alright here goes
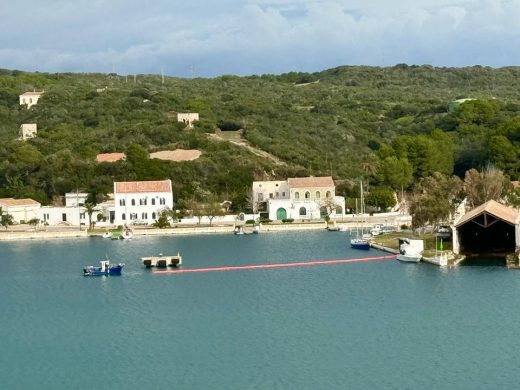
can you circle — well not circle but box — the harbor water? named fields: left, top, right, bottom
left=1, top=231, right=520, bottom=389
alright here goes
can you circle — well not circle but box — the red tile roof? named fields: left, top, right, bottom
left=288, top=176, right=335, bottom=188
left=455, top=199, right=519, bottom=227
left=115, top=180, right=172, bottom=194
left=0, top=198, right=41, bottom=207
left=96, top=153, right=126, bottom=162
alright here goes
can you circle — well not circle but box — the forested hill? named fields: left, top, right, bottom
left=0, top=65, right=519, bottom=210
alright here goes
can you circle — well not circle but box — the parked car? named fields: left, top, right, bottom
left=436, top=226, right=452, bottom=240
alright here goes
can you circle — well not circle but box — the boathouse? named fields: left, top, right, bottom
left=452, top=200, right=520, bottom=255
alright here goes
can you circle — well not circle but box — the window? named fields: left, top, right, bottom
left=258, top=193, right=263, bottom=201
left=305, top=191, right=310, bottom=199
left=130, top=213, right=138, bottom=220
left=295, top=192, right=300, bottom=200
left=152, top=212, right=156, bottom=219
left=142, top=212, right=148, bottom=219
left=326, top=191, right=331, bottom=198
left=269, top=193, right=273, bottom=199
left=282, top=192, right=286, bottom=197
left=122, top=213, right=126, bottom=220
left=276, top=192, right=279, bottom=198
left=131, top=199, right=136, bottom=206
left=316, top=191, right=321, bottom=200
left=119, top=199, right=125, bottom=206
left=160, top=198, right=166, bottom=205
left=151, top=198, right=155, bottom=205
left=140, top=198, right=147, bottom=206
left=299, top=207, right=307, bottom=216
left=80, top=213, right=85, bottom=219
left=62, top=213, right=67, bottom=222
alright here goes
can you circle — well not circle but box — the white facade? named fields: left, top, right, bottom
left=65, top=192, right=89, bottom=207
left=19, top=91, right=44, bottom=108
left=177, top=113, right=199, bottom=128
left=113, top=180, right=173, bottom=226
left=0, top=198, right=41, bottom=223
left=20, top=124, right=37, bottom=140
left=253, top=177, right=345, bottom=221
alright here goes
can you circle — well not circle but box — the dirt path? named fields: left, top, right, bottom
left=208, top=134, right=286, bottom=166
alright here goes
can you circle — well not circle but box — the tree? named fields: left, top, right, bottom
left=0, top=208, right=14, bottom=230
left=152, top=212, right=171, bottom=228
left=464, top=166, right=509, bottom=208
left=365, top=187, right=396, bottom=211
left=27, top=218, right=40, bottom=231
left=245, top=188, right=261, bottom=220
left=409, top=173, right=463, bottom=231
left=206, top=198, right=226, bottom=226
left=318, top=196, right=341, bottom=221
left=185, top=199, right=205, bottom=225
left=381, top=156, right=413, bottom=192
left=83, top=202, right=99, bottom=229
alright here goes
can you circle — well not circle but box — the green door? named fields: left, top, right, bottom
left=276, top=208, right=287, bottom=220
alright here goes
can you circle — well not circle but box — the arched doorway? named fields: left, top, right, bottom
left=320, top=207, right=328, bottom=218
left=276, top=208, right=287, bottom=220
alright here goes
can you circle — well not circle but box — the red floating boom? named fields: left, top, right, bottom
left=154, top=254, right=396, bottom=275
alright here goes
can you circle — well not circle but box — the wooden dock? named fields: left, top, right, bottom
left=142, top=253, right=182, bottom=268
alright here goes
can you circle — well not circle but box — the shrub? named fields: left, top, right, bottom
left=245, top=219, right=255, bottom=225
left=259, top=218, right=272, bottom=224
left=282, top=218, right=294, bottom=223
left=400, top=224, right=409, bottom=230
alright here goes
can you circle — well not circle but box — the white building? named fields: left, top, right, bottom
left=19, top=91, right=44, bottom=108
left=0, top=198, right=41, bottom=223
left=177, top=113, right=199, bottom=128
left=113, top=179, right=173, bottom=226
left=252, top=176, right=345, bottom=221
left=19, top=124, right=37, bottom=140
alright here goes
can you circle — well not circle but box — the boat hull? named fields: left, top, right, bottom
left=351, top=239, right=370, bottom=250
left=396, top=254, right=421, bottom=263
left=83, top=264, right=124, bottom=276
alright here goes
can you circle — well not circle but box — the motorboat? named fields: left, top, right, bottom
left=351, top=237, right=370, bottom=250
left=396, top=238, right=423, bottom=263
left=83, top=260, right=124, bottom=276
left=121, top=230, right=133, bottom=239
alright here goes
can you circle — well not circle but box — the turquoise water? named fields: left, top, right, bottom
left=1, top=231, right=520, bottom=389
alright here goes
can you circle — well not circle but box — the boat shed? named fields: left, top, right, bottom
left=453, top=200, right=520, bottom=255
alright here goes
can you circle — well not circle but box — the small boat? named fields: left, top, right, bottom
left=351, top=237, right=370, bottom=250
left=396, top=238, right=423, bottom=263
left=102, top=231, right=111, bottom=238
left=350, top=180, right=370, bottom=250
left=234, top=226, right=257, bottom=235
left=121, top=230, right=133, bottom=239
left=83, top=260, right=124, bottom=276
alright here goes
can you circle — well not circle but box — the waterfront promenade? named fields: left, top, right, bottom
left=0, top=212, right=410, bottom=241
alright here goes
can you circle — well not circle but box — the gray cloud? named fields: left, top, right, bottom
left=1, top=0, right=519, bottom=76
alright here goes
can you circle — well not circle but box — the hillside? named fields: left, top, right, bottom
left=0, top=65, right=519, bottom=210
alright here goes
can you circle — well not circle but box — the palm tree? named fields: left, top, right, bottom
left=83, top=202, right=99, bottom=230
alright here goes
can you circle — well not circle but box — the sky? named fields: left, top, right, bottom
left=1, top=0, right=519, bottom=77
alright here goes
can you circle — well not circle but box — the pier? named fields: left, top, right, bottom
left=142, top=253, right=182, bottom=268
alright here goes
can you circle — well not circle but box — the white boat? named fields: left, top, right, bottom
left=121, top=230, right=133, bottom=239
left=396, top=238, right=424, bottom=263
left=350, top=180, right=371, bottom=250
left=102, top=231, right=111, bottom=238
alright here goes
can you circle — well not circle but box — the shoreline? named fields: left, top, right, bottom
left=0, top=222, right=334, bottom=241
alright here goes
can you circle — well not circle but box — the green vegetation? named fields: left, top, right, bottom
left=0, top=65, right=519, bottom=212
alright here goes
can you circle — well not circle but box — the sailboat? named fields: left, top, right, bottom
left=350, top=180, right=371, bottom=250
